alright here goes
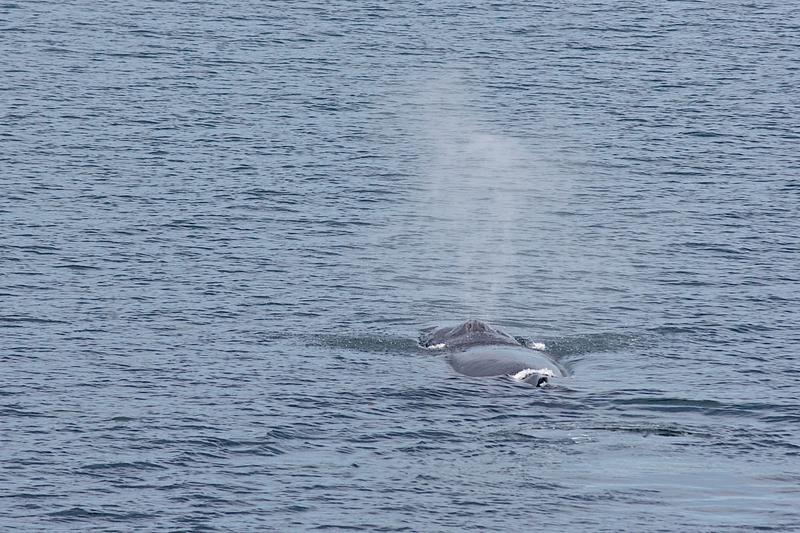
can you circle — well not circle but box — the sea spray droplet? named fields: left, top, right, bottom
left=511, top=368, right=555, bottom=381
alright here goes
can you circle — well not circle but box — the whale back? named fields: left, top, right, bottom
left=446, top=345, right=565, bottom=379
left=420, top=319, right=520, bottom=350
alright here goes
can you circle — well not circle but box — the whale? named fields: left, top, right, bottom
left=420, top=319, right=564, bottom=387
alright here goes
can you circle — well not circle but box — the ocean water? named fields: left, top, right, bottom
left=2, top=0, right=799, bottom=530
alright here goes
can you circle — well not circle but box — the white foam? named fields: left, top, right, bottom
left=425, top=343, right=447, bottom=350
left=512, top=368, right=555, bottom=381
left=530, top=342, right=547, bottom=351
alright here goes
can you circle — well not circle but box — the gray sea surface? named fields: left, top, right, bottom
left=2, top=1, right=800, bottom=531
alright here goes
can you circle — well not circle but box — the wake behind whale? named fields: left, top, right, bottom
left=420, top=319, right=565, bottom=387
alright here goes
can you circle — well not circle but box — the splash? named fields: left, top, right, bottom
left=424, top=343, right=447, bottom=350
left=407, top=71, right=566, bottom=319
left=511, top=368, right=556, bottom=384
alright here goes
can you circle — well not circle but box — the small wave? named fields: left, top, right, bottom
left=51, top=264, right=102, bottom=270
left=1, top=406, right=52, bottom=418
left=153, top=436, right=286, bottom=457
left=108, top=416, right=137, bottom=422
left=48, top=507, right=155, bottom=522
left=0, top=316, right=68, bottom=325
left=310, top=524, right=412, bottom=532
left=612, top=396, right=725, bottom=410
left=80, top=461, right=167, bottom=472
left=2, top=492, right=61, bottom=499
